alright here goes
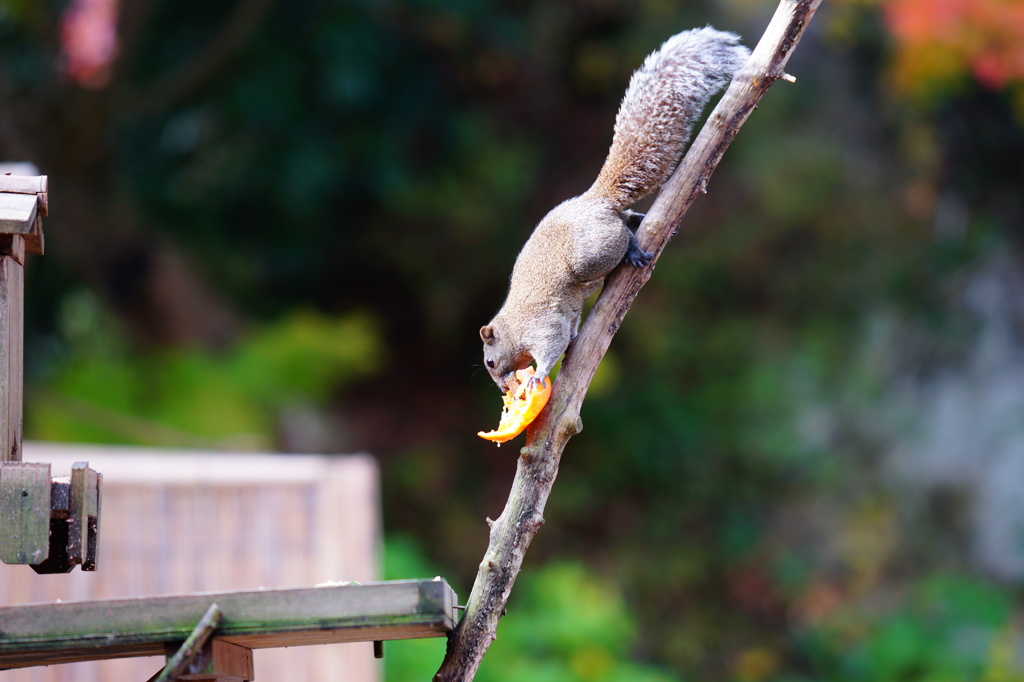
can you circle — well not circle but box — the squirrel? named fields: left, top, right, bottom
left=480, top=27, right=750, bottom=392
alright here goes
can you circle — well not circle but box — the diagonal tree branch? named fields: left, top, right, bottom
left=434, top=1, right=823, bottom=679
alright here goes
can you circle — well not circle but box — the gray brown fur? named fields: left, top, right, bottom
left=481, top=27, right=749, bottom=391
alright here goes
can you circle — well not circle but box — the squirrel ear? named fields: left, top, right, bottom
left=480, top=325, right=496, bottom=344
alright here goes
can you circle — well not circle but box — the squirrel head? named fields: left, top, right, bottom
left=480, top=323, right=533, bottom=392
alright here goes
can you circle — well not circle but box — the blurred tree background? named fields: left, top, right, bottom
left=3, top=0, right=1024, bottom=679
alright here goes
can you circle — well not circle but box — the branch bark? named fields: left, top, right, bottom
left=433, top=1, right=823, bottom=679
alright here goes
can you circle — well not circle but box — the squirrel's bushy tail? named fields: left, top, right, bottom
left=591, top=27, right=750, bottom=209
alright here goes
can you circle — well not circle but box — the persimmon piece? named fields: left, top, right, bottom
left=477, top=367, right=552, bottom=444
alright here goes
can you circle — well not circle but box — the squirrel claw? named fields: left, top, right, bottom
left=624, top=228, right=654, bottom=268
left=625, top=244, right=655, bottom=268
left=526, top=375, right=549, bottom=393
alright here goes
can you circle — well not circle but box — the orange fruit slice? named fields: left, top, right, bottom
left=477, top=367, right=552, bottom=444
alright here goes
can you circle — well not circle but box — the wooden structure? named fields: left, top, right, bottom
left=0, top=446, right=459, bottom=681
left=1, top=172, right=46, bottom=461
left=0, top=168, right=459, bottom=680
left=1, top=579, right=458, bottom=674
left=1, top=460, right=101, bottom=572
left=0, top=171, right=102, bottom=575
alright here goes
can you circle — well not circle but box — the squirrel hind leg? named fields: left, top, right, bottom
left=624, top=228, right=654, bottom=267
left=625, top=210, right=645, bottom=231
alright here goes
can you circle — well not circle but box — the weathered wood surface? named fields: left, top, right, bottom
left=0, top=194, right=37, bottom=235
left=15, top=461, right=102, bottom=573
left=67, top=461, right=101, bottom=570
left=158, top=639, right=255, bottom=682
left=0, top=175, right=47, bottom=248
left=0, top=174, right=46, bottom=254
left=0, top=462, right=51, bottom=564
left=0, top=237, right=25, bottom=463
left=2, top=447, right=383, bottom=682
left=153, top=603, right=224, bottom=682
left=0, top=175, right=48, bottom=196
left=0, top=234, right=26, bottom=265
left=0, top=579, right=458, bottom=670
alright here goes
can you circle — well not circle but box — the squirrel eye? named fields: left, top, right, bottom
left=486, top=359, right=496, bottom=369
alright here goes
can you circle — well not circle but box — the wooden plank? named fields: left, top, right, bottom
left=84, top=469, right=101, bottom=570
left=171, top=639, right=254, bottom=682
left=23, top=214, right=44, bottom=256
left=66, top=462, right=91, bottom=565
left=0, top=193, right=38, bottom=235
left=0, top=579, right=459, bottom=669
left=0, top=462, right=51, bottom=564
left=0, top=175, right=47, bottom=195
left=0, top=246, right=24, bottom=463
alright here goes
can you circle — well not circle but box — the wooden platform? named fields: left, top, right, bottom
left=0, top=579, right=458, bottom=670
left=2, top=446, right=386, bottom=681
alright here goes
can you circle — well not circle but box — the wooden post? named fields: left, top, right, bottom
left=0, top=462, right=51, bottom=564
left=0, top=234, right=25, bottom=464
left=0, top=171, right=104, bottom=573
left=0, top=171, right=46, bottom=463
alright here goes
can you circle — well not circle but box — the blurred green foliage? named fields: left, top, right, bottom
left=28, top=289, right=379, bottom=448
left=3, top=0, right=1023, bottom=679
left=384, top=536, right=676, bottom=682
left=797, top=575, right=1020, bottom=682
left=388, top=536, right=1023, bottom=682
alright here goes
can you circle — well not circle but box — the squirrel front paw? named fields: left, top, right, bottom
left=526, top=373, right=551, bottom=393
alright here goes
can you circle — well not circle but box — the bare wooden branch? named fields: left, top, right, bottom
left=154, top=603, right=223, bottom=682
left=434, top=1, right=823, bottom=679
left=158, top=639, right=254, bottom=682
